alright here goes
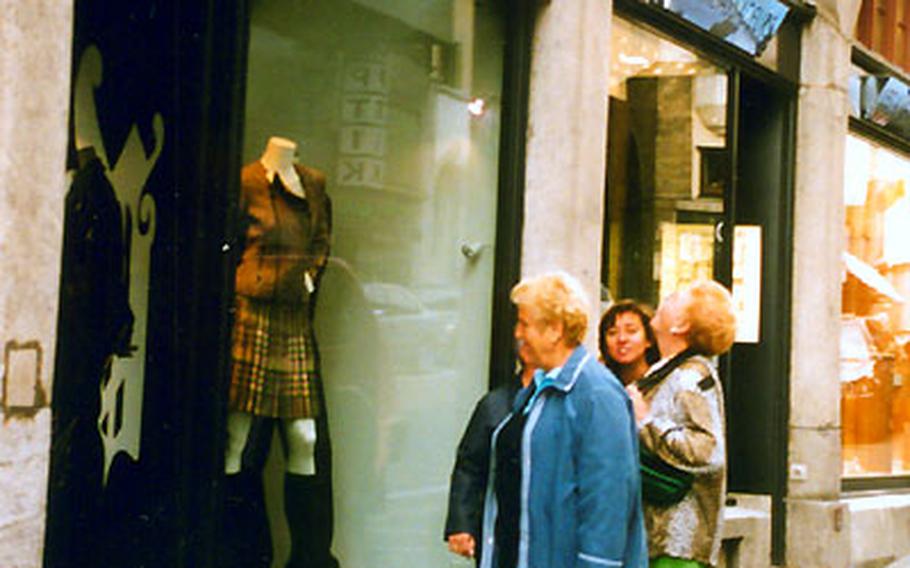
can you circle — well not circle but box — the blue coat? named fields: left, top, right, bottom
left=480, top=346, right=647, bottom=568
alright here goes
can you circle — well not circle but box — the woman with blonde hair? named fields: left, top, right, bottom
left=626, top=280, right=736, bottom=568
left=479, top=272, right=647, bottom=568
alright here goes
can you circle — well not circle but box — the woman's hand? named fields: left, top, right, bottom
left=447, top=533, right=476, bottom=558
left=626, top=383, right=650, bottom=424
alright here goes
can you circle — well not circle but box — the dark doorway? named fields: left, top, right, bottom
left=603, top=16, right=796, bottom=565
left=726, top=70, right=795, bottom=565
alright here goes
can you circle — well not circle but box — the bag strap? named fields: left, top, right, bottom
left=679, top=357, right=715, bottom=392
left=636, top=348, right=703, bottom=395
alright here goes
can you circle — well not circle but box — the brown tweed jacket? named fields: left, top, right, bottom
left=234, top=161, right=331, bottom=303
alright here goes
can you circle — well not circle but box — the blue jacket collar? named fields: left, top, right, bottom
left=511, top=346, right=591, bottom=414
left=547, top=345, right=589, bottom=393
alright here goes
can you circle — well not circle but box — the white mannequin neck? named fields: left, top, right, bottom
left=260, top=136, right=296, bottom=171
left=260, top=136, right=305, bottom=198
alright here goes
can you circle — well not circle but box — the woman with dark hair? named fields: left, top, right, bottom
left=599, top=300, right=661, bottom=385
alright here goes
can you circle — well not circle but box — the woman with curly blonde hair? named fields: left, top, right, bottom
left=477, top=272, right=647, bottom=568
left=626, top=280, right=736, bottom=568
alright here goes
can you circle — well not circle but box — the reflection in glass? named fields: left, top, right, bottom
left=604, top=18, right=727, bottom=312
left=842, top=134, right=910, bottom=477
left=651, top=0, right=789, bottom=56
left=224, top=1, right=506, bottom=566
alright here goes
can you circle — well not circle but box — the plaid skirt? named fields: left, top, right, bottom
left=229, top=295, right=321, bottom=419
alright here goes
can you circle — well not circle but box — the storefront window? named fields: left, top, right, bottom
left=605, top=17, right=728, bottom=311
left=222, top=1, right=506, bottom=565
left=842, top=133, right=910, bottom=478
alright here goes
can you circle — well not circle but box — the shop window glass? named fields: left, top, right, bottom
left=842, top=133, right=910, bottom=477
left=223, top=1, right=506, bottom=565
left=605, top=18, right=728, bottom=311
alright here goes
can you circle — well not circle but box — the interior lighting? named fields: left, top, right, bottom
left=618, top=53, right=650, bottom=66
left=467, top=97, right=486, bottom=117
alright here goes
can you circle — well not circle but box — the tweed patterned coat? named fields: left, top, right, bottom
left=639, top=354, right=726, bottom=567
left=229, top=161, right=331, bottom=419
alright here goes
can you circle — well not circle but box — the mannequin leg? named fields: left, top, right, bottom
left=285, top=418, right=317, bottom=474
left=282, top=417, right=340, bottom=568
left=225, top=411, right=252, bottom=474
left=221, top=412, right=274, bottom=568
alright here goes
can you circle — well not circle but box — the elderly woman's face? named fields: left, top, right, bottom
left=514, top=305, right=555, bottom=369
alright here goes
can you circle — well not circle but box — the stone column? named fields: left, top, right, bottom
left=787, top=1, right=861, bottom=566
left=521, top=0, right=611, bottom=348
left=0, top=1, right=73, bottom=566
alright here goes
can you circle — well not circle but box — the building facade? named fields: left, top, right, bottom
left=0, top=2, right=73, bottom=567
left=3, top=0, right=910, bottom=567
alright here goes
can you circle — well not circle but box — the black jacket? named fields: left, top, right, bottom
left=444, top=380, right=520, bottom=545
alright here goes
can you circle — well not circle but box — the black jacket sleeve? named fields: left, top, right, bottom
left=444, top=385, right=515, bottom=541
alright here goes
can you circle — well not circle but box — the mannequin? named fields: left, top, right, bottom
left=223, top=136, right=338, bottom=568
left=259, top=136, right=306, bottom=200
left=226, top=136, right=318, bottom=475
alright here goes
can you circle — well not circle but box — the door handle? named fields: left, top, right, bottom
left=460, top=241, right=487, bottom=260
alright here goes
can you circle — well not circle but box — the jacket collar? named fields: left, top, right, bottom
left=510, top=346, right=592, bottom=414
left=547, top=345, right=590, bottom=393
left=636, top=347, right=698, bottom=394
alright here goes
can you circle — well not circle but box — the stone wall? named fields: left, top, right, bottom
left=787, top=0, right=863, bottom=566
left=521, top=0, right=611, bottom=346
left=0, top=1, right=73, bottom=566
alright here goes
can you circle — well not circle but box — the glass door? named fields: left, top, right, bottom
left=606, top=15, right=797, bottom=563
left=604, top=16, right=729, bottom=310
